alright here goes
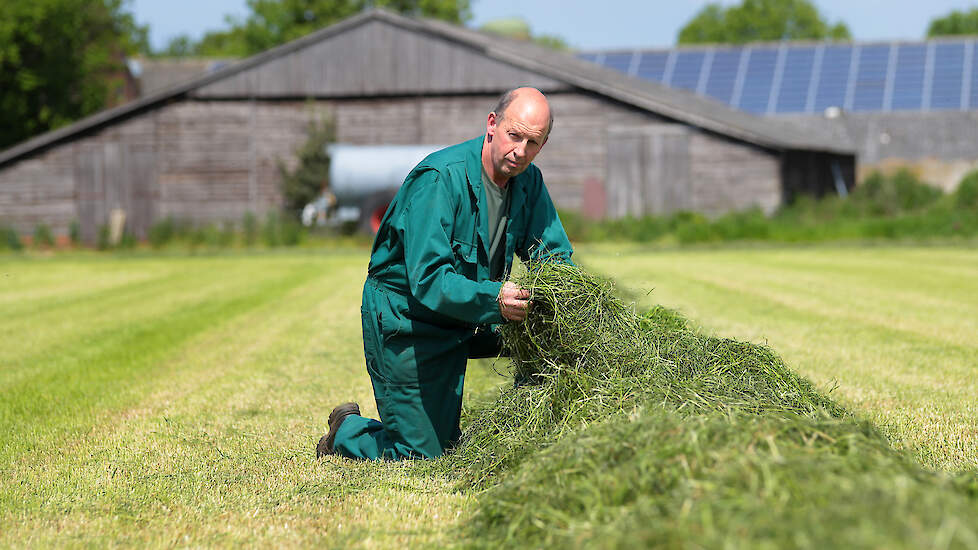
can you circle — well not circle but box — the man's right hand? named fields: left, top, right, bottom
left=498, top=281, right=531, bottom=322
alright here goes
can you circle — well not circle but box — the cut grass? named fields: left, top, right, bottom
left=450, top=259, right=978, bottom=549
left=580, top=244, right=978, bottom=472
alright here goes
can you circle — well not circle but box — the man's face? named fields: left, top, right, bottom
left=485, top=105, right=549, bottom=181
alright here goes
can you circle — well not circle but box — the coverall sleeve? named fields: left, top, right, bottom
left=395, top=169, right=505, bottom=326
left=517, top=174, right=575, bottom=265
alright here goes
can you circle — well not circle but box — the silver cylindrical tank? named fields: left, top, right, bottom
left=327, top=144, right=447, bottom=205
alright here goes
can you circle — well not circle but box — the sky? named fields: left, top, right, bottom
left=130, top=0, right=978, bottom=52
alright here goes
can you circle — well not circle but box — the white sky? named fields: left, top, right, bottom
left=130, top=0, right=978, bottom=52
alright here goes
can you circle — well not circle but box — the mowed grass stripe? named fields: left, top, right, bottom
left=0, top=266, right=229, bottom=370
left=1, top=252, right=477, bottom=548
left=602, top=247, right=978, bottom=349
left=583, top=246, right=978, bottom=470
left=0, top=255, right=184, bottom=308
left=0, top=257, right=328, bottom=466
left=0, top=258, right=364, bottom=518
left=661, top=256, right=977, bottom=351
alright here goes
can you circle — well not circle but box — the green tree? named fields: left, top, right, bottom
left=927, top=8, right=978, bottom=37
left=278, top=116, right=335, bottom=215
left=186, top=0, right=471, bottom=57
left=479, top=17, right=571, bottom=51
left=0, top=0, right=148, bottom=150
left=678, top=0, right=851, bottom=45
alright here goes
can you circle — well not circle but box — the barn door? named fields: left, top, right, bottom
left=605, top=125, right=690, bottom=218
left=74, top=144, right=156, bottom=243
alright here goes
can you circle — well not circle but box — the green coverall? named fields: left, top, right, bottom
left=333, top=135, right=574, bottom=460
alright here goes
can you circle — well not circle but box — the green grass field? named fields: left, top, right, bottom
left=1, top=245, right=976, bottom=547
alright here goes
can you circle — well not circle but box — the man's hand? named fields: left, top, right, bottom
left=498, top=281, right=531, bottom=322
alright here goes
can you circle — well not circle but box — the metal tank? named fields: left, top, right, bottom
left=325, top=144, right=447, bottom=233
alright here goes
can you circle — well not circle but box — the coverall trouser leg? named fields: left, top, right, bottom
left=332, top=286, right=503, bottom=460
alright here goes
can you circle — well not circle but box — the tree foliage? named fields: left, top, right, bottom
left=0, top=0, right=148, bottom=149
left=479, top=17, right=570, bottom=51
left=678, top=0, right=851, bottom=45
left=169, top=0, right=471, bottom=58
left=927, top=8, right=978, bottom=37
left=278, top=116, right=335, bottom=214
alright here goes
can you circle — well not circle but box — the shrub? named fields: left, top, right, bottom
left=32, top=224, right=55, bottom=248
left=851, top=169, right=942, bottom=215
left=148, top=217, right=177, bottom=248
left=955, top=170, right=978, bottom=210
left=96, top=225, right=111, bottom=250
left=1, top=224, right=23, bottom=251
left=69, top=220, right=81, bottom=245
left=242, top=212, right=259, bottom=246
left=278, top=116, right=335, bottom=215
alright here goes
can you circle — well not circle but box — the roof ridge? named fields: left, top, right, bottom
left=0, top=8, right=851, bottom=166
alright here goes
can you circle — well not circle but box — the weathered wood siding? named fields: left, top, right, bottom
left=193, top=20, right=570, bottom=98
left=606, top=125, right=691, bottom=217
left=688, top=133, right=781, bottom=215
left=0, top=90, right=784, bottom=238
left=0, top=147, right=75, bottom=237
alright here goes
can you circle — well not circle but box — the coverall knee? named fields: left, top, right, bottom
left=332, top=282, right=503, bottom=460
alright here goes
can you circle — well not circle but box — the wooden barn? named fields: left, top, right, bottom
left=0, top=9, right=856, bottom=243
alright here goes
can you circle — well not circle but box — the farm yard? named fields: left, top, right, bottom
left=1, top=245, right=977, bottom=548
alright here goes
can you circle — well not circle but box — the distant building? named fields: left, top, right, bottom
left=583, top=39, right=978, bottom=190
left=0, top=10, right=853, bottom=243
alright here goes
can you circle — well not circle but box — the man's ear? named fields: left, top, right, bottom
left=486, top=112, right=498, bottom=139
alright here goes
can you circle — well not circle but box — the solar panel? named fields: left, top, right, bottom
left=775, top=46, right=816, bottom=113
left=737, top=47, right=778, bottom=113
left=890, top=44, right=926, bottom=111
left=962, top=40, right=978, bottom=109
left=704, top=48, right=743, bottom=104
left=668, top=50, right=707, bottom=91
left=852, top=44, right=890, bottom=111
left=601, top=53, right=634, bottom=74
left=580, top=38, right=978, bottom=114
left=812, top=45, right=851, bottom=112
left=931, top=42, right=965, bottom=110
left=636, top=51, right=670, bottom=81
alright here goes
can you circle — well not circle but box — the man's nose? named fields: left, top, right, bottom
left=513, top=141, right=526, bottom=158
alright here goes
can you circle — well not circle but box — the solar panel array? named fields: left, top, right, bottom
left=579, top=39, right=978, bottom=114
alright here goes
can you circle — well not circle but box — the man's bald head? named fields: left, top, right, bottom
left=492, top=87, right=553, bottom=139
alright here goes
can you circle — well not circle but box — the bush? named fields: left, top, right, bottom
left=69, top=220, right=81, bottom=245
left=1, top=224, right=23, bottom=251
left=851, top=169, right=942, bottom=215
left=96, top=225, right=111, bottom=250
left=242, top=212, right=259, bottom=246
left=148, top=217, right=177, bottom=248
left=278, top=116, right=335, bottom=215
left=261, top=211, right=304, bottom=247
left=955, top=170, right=978, bottom=210
left=32, top=224, right=55, bottom=248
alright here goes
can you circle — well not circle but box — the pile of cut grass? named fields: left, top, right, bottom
left=446, top=260, right=978, bottom=548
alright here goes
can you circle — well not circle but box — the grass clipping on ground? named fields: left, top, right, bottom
left=447, top=260, right=978, bottom=549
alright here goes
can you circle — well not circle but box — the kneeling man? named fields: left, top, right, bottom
left=317, top=87, right=574, bottom=460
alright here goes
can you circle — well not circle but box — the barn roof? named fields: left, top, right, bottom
left=0, top=9, right=852, bottom=167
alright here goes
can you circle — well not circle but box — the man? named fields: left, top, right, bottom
left=317, top=87, right=574, bottom=460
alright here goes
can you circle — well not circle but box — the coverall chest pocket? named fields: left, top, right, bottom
left=451, top=238, right=478, bottom=279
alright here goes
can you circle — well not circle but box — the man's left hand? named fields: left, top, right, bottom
left=498, top=282, right=531, bottom=322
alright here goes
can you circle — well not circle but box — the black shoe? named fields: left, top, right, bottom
left=316, top=402, right=360, bottom=458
